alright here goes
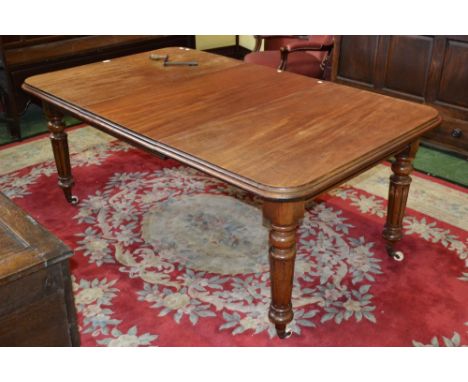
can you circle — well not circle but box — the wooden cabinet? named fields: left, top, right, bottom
left=0, top=193, right=79, bottom=346
left=331, top=36, right=468, bottom=156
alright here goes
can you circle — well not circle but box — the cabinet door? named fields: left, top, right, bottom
left=432, top=36, right=468, bottom=110
left=425, top=36, right=468, bottom=154
left=380, top=35, right=434, bottom=101
left=333, top=35, right=380, bottom=88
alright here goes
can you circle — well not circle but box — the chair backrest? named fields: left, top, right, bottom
left=264, top=36, right=308, bottom=51
left=304, top=36, right=335, bottom=62
left=307, top=35, right=334, bottom=47
left=265, top=35, right=334, bottom=51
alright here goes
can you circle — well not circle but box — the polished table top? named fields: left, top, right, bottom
left=23, top=47, right=441, bottom=200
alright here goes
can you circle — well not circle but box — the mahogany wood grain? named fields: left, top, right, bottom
left=22, top=47, right=441, bottom=338
left=23, top=47, right=441, bottom=200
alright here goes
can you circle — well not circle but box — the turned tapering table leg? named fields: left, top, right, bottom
left=383, top=140, right=419, bottom=261
left=43, top=103, right=78, bottom=205
left=263, top=200, right=304, bottom=338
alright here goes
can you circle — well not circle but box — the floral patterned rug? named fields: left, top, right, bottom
left=1, top=126, right=467, bottom=346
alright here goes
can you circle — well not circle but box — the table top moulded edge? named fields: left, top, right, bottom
left=22, top=72, right=442, bottom=202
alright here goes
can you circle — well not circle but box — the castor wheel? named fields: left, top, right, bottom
left=389, top=250, right=405, bottom=262
left=69, top=195, right=80, bottom=205
left=277, top=327, right=293, bottom=339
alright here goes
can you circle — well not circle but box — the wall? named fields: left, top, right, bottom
left=195, top=35, right=258, bottom=51
left=239, top=35, right=257, bottom=51
left=195, top=36, right=235, bottom=50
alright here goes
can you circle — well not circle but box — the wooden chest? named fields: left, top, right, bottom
left=0, top=193, right=79, bottom=346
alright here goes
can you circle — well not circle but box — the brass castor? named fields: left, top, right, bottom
left=276, top=325, right=293, bottom=339
left=69, top=195, right=79, bottom=205
left=389, top=250, right=404, bottom=262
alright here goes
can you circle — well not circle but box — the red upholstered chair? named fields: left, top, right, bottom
left=244, top=35, right=334, bottom=79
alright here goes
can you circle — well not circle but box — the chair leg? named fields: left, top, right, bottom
left=278, top=47, right=289, bottom=71
left=253, top=36, right=262, bottom=52
left=382, top=140, right=419, bottom=261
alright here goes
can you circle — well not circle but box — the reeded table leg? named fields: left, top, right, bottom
left=263, top=200, right=304, bottom=338
left=43, top=103, right=78, bottom=205
left=383, top=141, right=419, bottom=261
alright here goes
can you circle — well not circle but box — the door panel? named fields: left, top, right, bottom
left=337, top=36, right=379, bottom=87
left=436, top=37, right=468, bottom=109
left=383, top=35, right=433, bottom=99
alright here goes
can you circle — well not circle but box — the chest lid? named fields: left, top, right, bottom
left=0, top=192, right=72, bottom=284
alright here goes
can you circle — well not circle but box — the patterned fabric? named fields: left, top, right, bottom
left=1, top=127, right=467, bottom=346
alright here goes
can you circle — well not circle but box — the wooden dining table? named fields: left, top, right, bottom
left=22, top=47, right=441, bottom=339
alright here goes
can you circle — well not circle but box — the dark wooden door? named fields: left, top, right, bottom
left=332, top=35, right=468, bottom=156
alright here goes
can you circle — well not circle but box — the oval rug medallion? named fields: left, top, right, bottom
left=141, top=194, right=269, bottom=274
